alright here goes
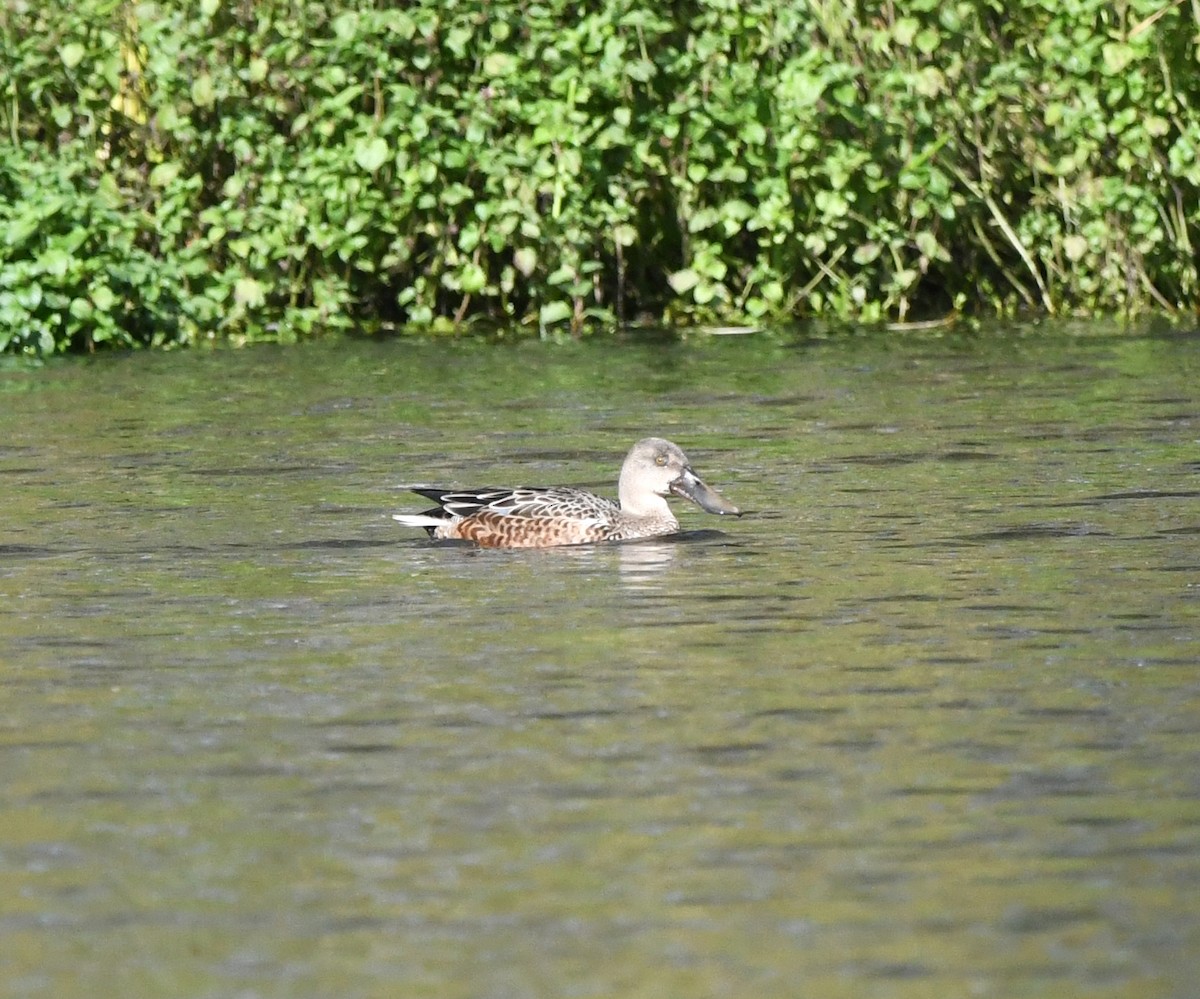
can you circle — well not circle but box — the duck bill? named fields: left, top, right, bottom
left=670, top=467, right=741, bottom=516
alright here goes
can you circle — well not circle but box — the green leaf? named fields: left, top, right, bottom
left=354, top=136, right=389, bottom=173
left=1102, top=43, right=1135, bottom=75
left=38, top=248, right=73, bottom=278
left=893, top=17, right=919, bottom=46
left=459, top=263, right=487, bottom=294
left=191, top=73, right=215, bottom=108
left=513, top=247, right=538, bottom=276
left=1144, top=116, right=1169, bottom=138
left=781, top=69, right=825, bottom=108
left=1063, top=235, right=1088, bottom=262
left=5, top=215, right=41, bottom=248
left=483, top=53, right=515, bottom=77
left=332, top=12, right=359, bottom=41
left=440, top=183, right=474, bottom=206
left=91, top=283, right=116, bottom=311
left=149, top=162, right=182, bottom=188
left=915, top=28, right=940, bottom=54
left=445, top=26, right=472, bottom=57
left=60, top=43, right=86, bottom=69
left=853, top=242, right=881, bottom=265
left=625, top=59, right=655, bottom=82
left=234, top=277, right=266, bottom=308
left=688, top=207, right=720, bottom=233
left=913, top=231, right=943, bottom=260
left=16, top=283, right=43, bottom=310
left=538, top=300, right=572, bottom=325
left=914, top=67, right=944, bottom=98
left=667, top=269, right=699, bottom=294
left=612, top=224, right=637, bottom=248
left=457, top=224, right=480, bottom=253
left=547, top=265, right=576, bottom=286
left=742, top=121, right=767, bottom=145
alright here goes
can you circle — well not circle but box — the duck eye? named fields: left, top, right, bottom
left=655, top=454, right=667, bottom=466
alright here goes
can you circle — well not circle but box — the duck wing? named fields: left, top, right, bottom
left=411, top=486, right=618, bottom=520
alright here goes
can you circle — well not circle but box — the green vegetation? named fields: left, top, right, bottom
left=2, top=0, right=1198, bottom=351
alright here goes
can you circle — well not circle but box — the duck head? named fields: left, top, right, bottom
left=618, top=437, right=741, bottom=519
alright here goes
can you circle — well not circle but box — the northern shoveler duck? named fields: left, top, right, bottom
left=392, top=437, right=741, bottom=548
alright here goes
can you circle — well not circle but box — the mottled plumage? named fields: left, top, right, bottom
left=393, top=437, right=740, bottom=548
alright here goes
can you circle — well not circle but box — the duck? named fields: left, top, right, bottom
left=392, top=437, right=740, bottom=548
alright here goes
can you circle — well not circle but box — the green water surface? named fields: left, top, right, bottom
left=1, top=327, right=1197, bottom=998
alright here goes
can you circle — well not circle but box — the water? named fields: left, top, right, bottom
left=1, top=327, right=1198, bottom=998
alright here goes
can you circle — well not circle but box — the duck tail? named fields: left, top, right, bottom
left=392, top=514, right=446, bottom=529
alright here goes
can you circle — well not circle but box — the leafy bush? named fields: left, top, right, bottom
left=1, top=0, right=1197, bottom=351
